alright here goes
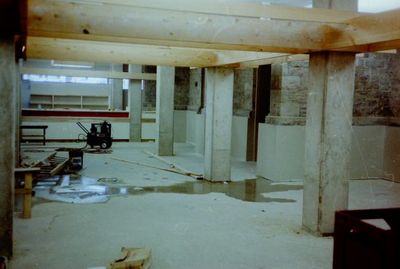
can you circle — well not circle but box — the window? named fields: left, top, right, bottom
left=22, top=74, right=109, bottom=84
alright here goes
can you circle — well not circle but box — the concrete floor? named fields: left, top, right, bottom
left=10, top=142, right=400, bottom=269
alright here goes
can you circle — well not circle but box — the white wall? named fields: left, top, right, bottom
left=30, top=81, right=110, bottom=97
left=22, top=110, right=188, bottom=142
left=256, top=123, right=393, bottom=181
left=21, top=118, right=129, bottom=140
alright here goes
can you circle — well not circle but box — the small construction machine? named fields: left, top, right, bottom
left=76, top=121, right=113, bottom=149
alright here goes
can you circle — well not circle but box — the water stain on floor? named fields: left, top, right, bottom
left=110, top=178, right=303, bottom=203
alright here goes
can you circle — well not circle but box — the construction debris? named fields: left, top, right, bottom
left=113, top=154, right=203, bottom=180
left=34, top=175, right=110, bottom=204
left=109, top=247, right=151, bottom=269
left=83, top=148, right=113, bottom=154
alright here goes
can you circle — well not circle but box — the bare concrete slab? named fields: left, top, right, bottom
left=10, top=142, right=400, bottom=269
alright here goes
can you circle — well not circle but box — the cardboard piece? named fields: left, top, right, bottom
left=109, top=247, right=151, bottom=269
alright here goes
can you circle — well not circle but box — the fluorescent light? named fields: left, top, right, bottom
left=51, top=60, right=94, bottom=69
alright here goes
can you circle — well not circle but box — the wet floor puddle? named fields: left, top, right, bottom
left=115, top=178, right=303, bottom=203
left=33, top=177, right=303, bottom=204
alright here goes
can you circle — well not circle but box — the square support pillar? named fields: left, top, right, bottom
left=111, top=64, right=123, bottom=110
left=303, top=52, right=356, bottom=234
left=204, top=68, right=234, bottom=182
left=156, top=66, right=175, bottom=156
left=128, top=64, right=143, bottom=142
left=0, top=38, right=16, bottom=258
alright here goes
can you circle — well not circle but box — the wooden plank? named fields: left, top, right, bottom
left=57, top=0, right=362, bottom=24
left=14, top=167, right=41, bottom=173
left=49, top=158, right=69, bottom=176
left=15, top=188, right=31, bottom=195
left=20, top=67, right=157, bottom=80
left=143, top=150, right=201, bottom=177
left=110, top=247, right=151, bottom=269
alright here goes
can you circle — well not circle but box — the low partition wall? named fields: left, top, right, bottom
left=257, top=123, right=400, bottom=182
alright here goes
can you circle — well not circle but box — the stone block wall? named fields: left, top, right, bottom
left=233, top=68, right=254, bottom=115
left=354, top=53, right=400, bottom=118
left=270, top=61, right=309, bottom=119
left=187, top=68, right=255, bottom=115
left=174, top=67, right=190, bottom=110
left=188, top=68, right=202, bottom=111
left=143, top=65, right=156, bottom=111
left=143, top=66, right=190, bottom=111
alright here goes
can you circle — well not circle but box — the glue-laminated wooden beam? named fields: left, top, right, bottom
left=28, top=0, right=336, bottom=53
left=63, top=0, right=361, bottom=23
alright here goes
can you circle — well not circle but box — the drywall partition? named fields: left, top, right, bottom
left=256, top=123, right=389, bottom=181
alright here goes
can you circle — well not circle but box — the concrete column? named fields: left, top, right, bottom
left=303, top=52, right=356, bottom=234
left=111, top=64, right=123, bottom=110
left=128, top=64, right=142, bottom=142
left=156, top=66, right=175, bottom=156
left=303, top=0, right=357, bottom=235
left=0, top=38, right=16, bottom=258
left=204, top=68, right=234, bottom=182
left=15, top=60, right=22, bottom=165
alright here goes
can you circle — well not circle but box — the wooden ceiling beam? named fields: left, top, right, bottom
left=26, top=0, right=400, bottom=66
left=28, top=0, right=340, bottom=54
left=27, top=36, right=284, bottom=68
left=59, top=0, right=362, bottom=23
left=27, top=37, right=219, bottom=67
left=324, top=9, right=400, bottom=51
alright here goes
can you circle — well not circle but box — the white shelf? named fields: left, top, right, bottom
left=30, top=94, right=109, bottom=110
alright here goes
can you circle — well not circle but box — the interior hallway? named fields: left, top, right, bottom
left=10, top=142, right=400, bottom=269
